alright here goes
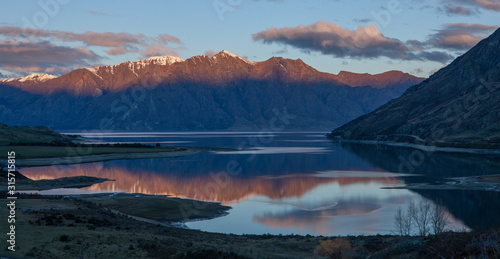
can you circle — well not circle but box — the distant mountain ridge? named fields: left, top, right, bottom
left=328, top=28, right=500, bottom=148
left=0, top=50, right=425, bottom=131
left=1, top=50, right=424, bottom=96
left=336, top=70, right=423, bottom=89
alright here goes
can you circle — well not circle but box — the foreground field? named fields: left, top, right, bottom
left=0, top=193, right=499, bottom=259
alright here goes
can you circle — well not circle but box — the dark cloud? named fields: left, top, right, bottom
left=252, top=21, right=455, bottom=63
left=442, top=3, right=475, bottom=15
left=0, top=26, right=183, bottom=57
left=272, top=48, right=288, bottom=55
left=406, top=40, right=426, bottom=51
left=0, top=39, right=100, bottom=76
left=427, top=23, right=499, bottom=50
left=416, top=51, right=455, bottom=63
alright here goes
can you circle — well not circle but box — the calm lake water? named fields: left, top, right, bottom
left=19, top=131, right=500, bottom=236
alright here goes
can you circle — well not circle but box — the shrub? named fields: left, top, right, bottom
left=315, top=237, right=354, bottom=259
left=59, top=235, right=70, bottom=242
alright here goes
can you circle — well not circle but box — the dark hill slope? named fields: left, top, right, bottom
left=328, top=28, right=500, bottom=148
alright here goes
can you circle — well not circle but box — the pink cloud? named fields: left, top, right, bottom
left=443, top=3, right=474, bottom=15
left=427, top=23, right=499, bottom=50
left=451, top=0, right=500, bottom=11
left=0, top=26, right=184, bottom=75
left=253, top=21, right=454, bottom=63
left=0, top=26, right=183, bottom=57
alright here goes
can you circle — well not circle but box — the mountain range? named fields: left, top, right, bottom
left=0, top=50, right=424, bottom=131
left=328, top=28, right=500, bottom=148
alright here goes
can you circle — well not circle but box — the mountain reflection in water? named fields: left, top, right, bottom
left=341, top=142, right=500, bottom=231
left=17, top=132, right=495, bottom=235
left=21, top=164, right=401, bottom=203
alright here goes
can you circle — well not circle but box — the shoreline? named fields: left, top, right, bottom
left=2, top=193, right=498, bottom=258
left=0, top=148, right=204, bottom=167
left=331, top=139, right=500, bottom=155
left=381, top=174, right=500, bottom=192
left=70, top=192, right=231, bottom=224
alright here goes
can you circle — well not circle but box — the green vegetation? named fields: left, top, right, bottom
left=0, top=145, right=179, bottom=159
left=78, top=193, right=230, bottom=222
left=0, top=123, right=76, bottom=146
left=0, top=168, right=111, bottom=191
left=0, top=122, right=178, bottom=158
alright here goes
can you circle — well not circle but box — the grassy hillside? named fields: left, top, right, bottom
left=0, top=123, right=76, bottom=146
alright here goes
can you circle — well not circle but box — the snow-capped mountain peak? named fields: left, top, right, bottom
left=215, top=50, right=256, bottom=65
left=0, top=73, right=56, bottom=83
left=144, top=55, right=184, bottom=66
left=84, top=55, right=185, bottom=79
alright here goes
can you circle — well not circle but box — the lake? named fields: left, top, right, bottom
left=19, top=131, right=500, bottom=236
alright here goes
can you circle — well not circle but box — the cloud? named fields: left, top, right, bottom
left=141, top=45, right=180, bottom=57
left=253, top=21, right=410, bottom=60
left=416, top=51, right=455, bottom=63
left=427, top=23, right=499, bottom=50
left=450, top=0, right=500, bottom=11
left=204, top=50, right=217, bottom=57
left=0, top=39, right=100, bottom=75
left=0, top=26, right=183, bottom=57
left=0, top=26, right=184, bottom=75
left=106, top=47, right=128, bottom=55
left=272, top=47, right=288, bottom=55
left=442, top=3, right=475, bottom=15
left=413, top=68, right=424, bottom=74
left=252, top=21, right=455, bottom=63
left=86, top=10, right=111, bottom=16
left=353, top=18, right=373, bottom=24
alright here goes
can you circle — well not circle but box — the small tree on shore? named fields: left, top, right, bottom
left=431, top=203, right=448, bottom=235
left=394, top=199, right=448, bottom=236
left=413, top=199, right=432, bottom=237
left=394, top=206, right=412, bottom=236
left=394, top=207, right=405, bottom=236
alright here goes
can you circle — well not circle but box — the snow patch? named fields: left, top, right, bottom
left=217, top=50, right=256, bottom=65
left=86, top=67, right=103, bottom=80
left=1, top=73, right=56, bottom=83
left=145, top=56, right=184, bottom=66
left=82, top=56, right=184, bottom=79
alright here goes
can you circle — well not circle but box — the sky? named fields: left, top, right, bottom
left=0, top=0, right=498, bottom=79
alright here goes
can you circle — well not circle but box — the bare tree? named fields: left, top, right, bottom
left=394, top=207, right=405, bottom=236
left=394, top=199, right=450, bottom=237
left=431, top=203, right=448, bottom=235
left=412, top=199, right=432, bottom=236
left=394, top=204, right=414, bottom=236
left=406, top=200, right=416, bottom=236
